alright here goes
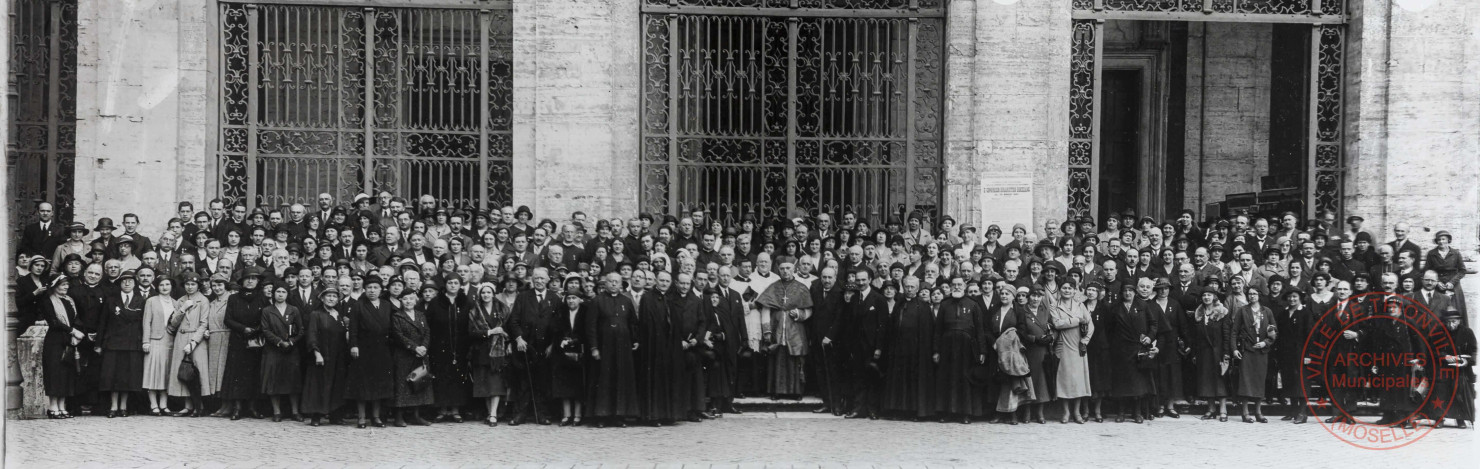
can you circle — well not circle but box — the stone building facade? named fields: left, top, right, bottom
left=5, top=0, right=1477, bottom=251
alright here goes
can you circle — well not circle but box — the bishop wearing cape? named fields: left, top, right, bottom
left=755, top=256, right=814, bottom=397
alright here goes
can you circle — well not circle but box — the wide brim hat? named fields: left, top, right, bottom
left=93, top=218, right=116, bottom=232
left=66, top=222, right=89, bottom=236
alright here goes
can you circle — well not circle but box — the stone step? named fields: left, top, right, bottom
left=731, top=396, right=1393, bottom=416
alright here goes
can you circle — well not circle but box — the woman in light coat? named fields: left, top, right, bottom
left=141, top=277, right=177, bottom=415
left=205, top=274, right=233, bottom=415
left=167, top=272, right=214, bottom=415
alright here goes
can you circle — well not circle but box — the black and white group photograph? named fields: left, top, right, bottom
left=3, top=0, right=1478, bottom=467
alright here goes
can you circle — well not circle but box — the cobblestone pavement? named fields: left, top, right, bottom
left=6, top=412, right=1477, bottom=468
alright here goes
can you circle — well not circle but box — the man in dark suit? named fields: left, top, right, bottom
left=288, top=267, right=320, bottom=313
left=1415, top=270, right=1453, bottom=315
left=806, top=266, right=845, bottom=414
left=1387, top=222, right=1423, bottom=265
left=506, top=267, right=560, bottom=425
left=18, top=202, right=64, bottom=259
left=1171, top=262, right=1204, bottom=311
left=826, top=268, right=889, bottom=419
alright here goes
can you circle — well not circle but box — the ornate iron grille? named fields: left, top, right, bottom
left=1067, top=5, right=1347, bottom=220
left=640, top=2, right=945, bottom=227
left=7, top=0, right=77, bottom=235
left=218, top=2, right=512, bottom=210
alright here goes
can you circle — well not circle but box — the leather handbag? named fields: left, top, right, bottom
left=178, top=354, right=200, bottom=384
left=406, top=360, right=433, bottom=390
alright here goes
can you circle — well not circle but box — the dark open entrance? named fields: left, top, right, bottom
left=1098, top=69, right=1142, bottom=222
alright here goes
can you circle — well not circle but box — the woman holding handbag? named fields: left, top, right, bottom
left=40, top=277, right=84, bottom=419
left=1015, top=285, right=1054, bottom=424
left=551, top=289, right=588, bottom=426
left=1232, top=286, right=1277, bottom=423
left=219, top=267, right=268, bottom=420
left=141, top=277, right=177, bottom=416
left=391, top=285, right=435, bottom=426
left=166, top=272, right=213, bottom=416
left=1190, top=286, right=1232, bottom=422
left=302, top=288, right=351, bottom=426
left=469, top=282, right=511, bottom=426
left=259, top=282, right=304, bottom=422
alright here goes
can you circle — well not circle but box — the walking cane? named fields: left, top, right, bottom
left=523, top=350, right=540, bottom=423
left=821, top=340, right=836, bottom=413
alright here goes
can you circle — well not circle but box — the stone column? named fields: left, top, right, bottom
left=513, top=0, right=641, bottom=220
left=73, top=0, right=210, bottom=237
left=948, top=0, right=1072, bottom=235
left=16, top=324, right=48, bottom=419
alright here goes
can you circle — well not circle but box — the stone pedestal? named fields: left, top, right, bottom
left=15, top=324, right=49, bottom=419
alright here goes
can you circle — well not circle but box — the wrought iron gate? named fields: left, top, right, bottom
left=640, top=0, right=945, bottom=226
left=7, top=0, right=77, bottom=232
left=1068, top=0, right=1347, bottom=220
left=218, top=2, right=513, bottom=210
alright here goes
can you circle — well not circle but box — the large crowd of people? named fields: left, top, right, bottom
left=11, top=192, right=1476, bottom=430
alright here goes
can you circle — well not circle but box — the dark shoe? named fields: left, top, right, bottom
left=272, top=414, right=283, bottom=423
left=508, top=418, right=523, bottom=426
left=290, top=413, right=303, bottom=422
left=1455, top=421, right=1467, bottom=429
left=868, top=412, right=879, bottom=420
left=1093, top=416, right=1103, bottom=423
left=1242, top=415, right=1253, bottom=423
left=1218, top=414, right=1227, bottom=423
left=1325, top=416, right=1340, bottom=424
left=1281, top=414, right=1294, bottom=421
left=1132, top=415, right=1143, bottom=424
left=310, top=417, right=321, bottom=427
left=1060, top=416, right=1070, bottom=424
left=231, top=412, right=241, bottom=421
left=1256, top=415, right=1268, bottom=423
left=1166, top=409, right=1180, bottom=419
left=1033, top=416, right=1045, bottom=424
left=844, top=412, right=863, bottom=419
left=372, top=417, right=386, bottom=428
left=107, top=410, right=117, bottom=418
left=486, top=419, right=498, bottom=427
left=596, top=420, right=606, bottom=428
left=812, top=406, right=832, bottom=414
left=393, top=416, right=407, bottom=428
left=451, top=414, right=464, bottom=423
left=961, top=417, right=971, bottom=424
left=1115, top=414, right=1124, bottom=423
left=619, top=420, right=628, bottom=428
left=1294, top=414, right=1308, bottom=424
left=357, top=420, right=368, bottom=429
left=539, top=418, right=552, bottom=425
left=1201, top=412, right=1216, bottom=420
left=408, top=414, right=430, bottom=426
left=559, top=418, right=572, bottom=427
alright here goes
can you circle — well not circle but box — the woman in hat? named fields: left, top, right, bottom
left=1190, top=287, right=1232, bottom=422
left=344, top=275, right=397, bottom=428
left=115, top=236, right=142, bottom=272
left=204, top=273, right=233, bottom=415
left=1425, top=230, right=1468, bottom=322
left=17, top=257, right=53, bottom=327
left=259, top=282, right=304, bottom=421
left=302, top=288, right=350, bottom=426
left=1049, top=281, right=1094, bottom=423
left=1231, top=286, right=1276, bottom=423
left=219, top=267, right=269, bottom=419
left=51, top=222, right=90, bottom=269
left=392, top=285, right=435, bottom=426
left=98, top=270, right=146, bottom=417
left=166, top=272, right=213, bottom=416
left=1083, top=282, right=1113, bottom=422
left=1108, top=281, right=1155, bottom=423
left=469, top=282, right=512, bottom=425
left=427, top=276, right=473, bottom=421
left=1015, top=284, right=1054, bottom=423
left=40, top=277, right=84, bottom=418
left=141, top=276, right=177, bottom=415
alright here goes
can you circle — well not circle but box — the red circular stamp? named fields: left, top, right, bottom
left=1301, top=292, right=1462, bottom=450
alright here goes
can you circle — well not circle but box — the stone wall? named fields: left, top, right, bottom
left=513, top=0, right=641, bottom=221
left=945, top=0, right=1072, bottom=238
left=1346, top=0, right=1480, bottom=253
left=1183, top=22, right=1273, bottom=212
left=72, top=0, right=214, bottom=238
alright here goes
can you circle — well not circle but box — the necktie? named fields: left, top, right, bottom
left=41, top=222, right=47, bottom=232
left=123, top=294, right=131, bottom=306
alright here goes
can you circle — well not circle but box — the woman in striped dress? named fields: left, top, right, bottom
left=205, top=274, right=233, bottom=416
left=141, top=277, right=177, bottom=415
